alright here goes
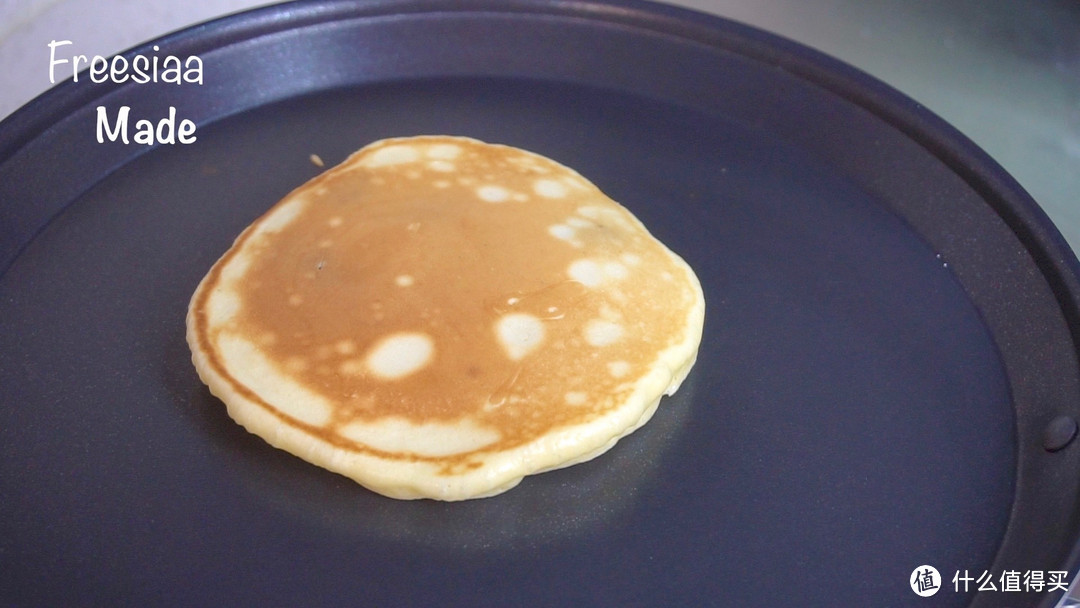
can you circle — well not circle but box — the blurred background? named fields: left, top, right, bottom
left=1, top=0, right=1078, bottom=252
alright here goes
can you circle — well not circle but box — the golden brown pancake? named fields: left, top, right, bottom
left=187, top=136, right=704, bottom=500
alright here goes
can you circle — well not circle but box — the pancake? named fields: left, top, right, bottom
left=187, top=136, right=705, bottom=501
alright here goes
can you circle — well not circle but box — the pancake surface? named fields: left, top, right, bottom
left=187, top=136, right=704, bottom=500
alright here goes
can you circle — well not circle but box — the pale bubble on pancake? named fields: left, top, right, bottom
left=205, top=288, right=241, bottom=325
left=257, top=197, right=307, bottom=233
left=476, top=184, right=512, bottom=203
left=608, top=360, right=632, bottom=378
left=567, top=258, right=604, bottom=287
left=339, top=416, right=500, bottom=457
left=425, top=143, right=462, bottom=160
left=187, top=135, right=705, bottom=501
left=364, top=332, right=434, bottom=380
left=584, top=319, right=624, bottom=347
left=495, top=313, right=546, bottom=361
left=360, top=144, right=421, bottom=167
left=533, top=178, right=568, bottom=198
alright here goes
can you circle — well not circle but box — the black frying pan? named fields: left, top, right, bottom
left=3, top=1, right=1080, bottom=606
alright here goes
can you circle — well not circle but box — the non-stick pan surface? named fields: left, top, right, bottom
left=3, top=1, right=1080, bottom=606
